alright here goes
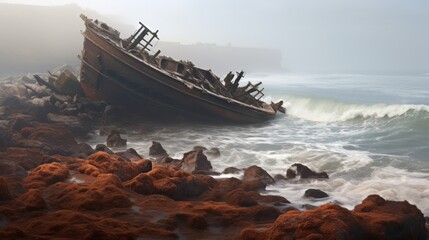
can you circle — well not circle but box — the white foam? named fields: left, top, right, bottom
left=285, top=95, right=429, bottom=122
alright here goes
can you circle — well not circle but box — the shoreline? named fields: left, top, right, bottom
left=0, top=72, right=428, bottom=239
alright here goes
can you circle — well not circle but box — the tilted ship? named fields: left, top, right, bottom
left=79, top=15, right=285, bottom=123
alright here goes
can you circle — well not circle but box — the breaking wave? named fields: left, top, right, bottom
left=284, top=95, right=429, bottom=122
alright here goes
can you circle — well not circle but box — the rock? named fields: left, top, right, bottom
left=273, top=174, right=287, bottom=181
left=353, top=195, right=427, bottom=240
left=123, top=173, right=156, bottom=195
left=53, top=69, right=84, bottom=96
left=8, top=114, right=34, bottom=131
left=192, top=170, right=221, bottom=176
left=95, top=144, right=114, bottom=154
left=286, top=163, right=329, bottom=179
left=0, top=176, right=12, bottom=201
left=149, top=141, right=168, bottom=157
left=223, top=167, right=241, bottom=174
left=106, top=130, right=127, bottom=148
left=78, top=152, right=139, bottom=182
left=243, top=165, right=275, bottom=185
left=23, top=162, right=69, bottom=189
left=127, top=166, right=216, bottom=200
left=240, top=195, right=428, bottom=240
left=0, top=209, right=177, bottom=240
left=224, top=189, right=258, bottom=207
left=22, top=124, right=82, bottom=155
left=181, top=150, right=213, bottom=172
left=240, top=180, right=267, bottom=191
left=205, top=148, right=220, bottom=157
left=18, top=189, right=46, bottom=210
left=116, top=148, right=143, bottom=161
left=193, top=146, right=220, bottom=158
left=45, top=174, right=131, bottom=211
left=0, top=147, right=45, bottom=171
left=303, top=189, right=329, bottom=199
left=135, top=159, right=152, bottom=173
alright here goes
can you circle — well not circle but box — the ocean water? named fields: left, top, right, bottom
left=93, top=73, right=429, bottom=215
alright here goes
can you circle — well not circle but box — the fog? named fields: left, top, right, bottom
left=1, top=0, right=428, bottom=74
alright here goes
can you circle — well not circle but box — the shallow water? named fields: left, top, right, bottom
left=90, top=73, right=429, bottom=215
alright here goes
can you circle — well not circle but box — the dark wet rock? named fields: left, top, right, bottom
left=273, top=174, right=287, bottom=181
left=205, top=147, right=220, bottom=157
left=181, top=150, right=212, bottom=172
left=240, top=180, right=267, bottom=191
left=73, top=143, right=96, bottom=157
left=286, top=163, right=329, bottom=179
left=8, top=114, right=34, bottom=131
left=222, top=167, right=241, bottom=174
left=193, top=145, right=220, bottom=157
left=116, top=148, right=143, bottom=161
left=224, top=189, right=258, bottom=207
left=304, top=189, right=329, bottom=199
left=243, top=165, right=275, bottom=185
left=149, top=141, right=168, bottom=157
left=53, top=69, right=84, bottom=96
left=135, top=159, right=152, bottom=173
left=0, top=176, right=12, bottom=201
left=95, top=144, right=114, bottom=154
left=193, top=145, right=207, bottom=151
left=106, top=130, right=127, bottom=148
left=192, top=170, right=221, bottom=176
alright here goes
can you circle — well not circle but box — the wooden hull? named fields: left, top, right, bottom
left=80, top=27, right=276, bottom=123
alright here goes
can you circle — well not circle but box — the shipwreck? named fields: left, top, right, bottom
left=79, top=15, right=285, bottom=123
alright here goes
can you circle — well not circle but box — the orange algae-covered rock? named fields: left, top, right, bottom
left=18, top=189, right=46, bottom=210
left=239, top=195, right=427, bottom=240
left=354, top=195, right=427, bottom=240
left=123, top=173, right=156, bottom=195
left=0, top=147, right=45, bottom=171
left=45, top=173, right=131, bottom=211
left=125, top=167, right=216, bottom=200
left=0, top=210, right=177, bottom=240
left=23, top=162, right=69, bottom=189
left=78, top=151, right=139, bottom=182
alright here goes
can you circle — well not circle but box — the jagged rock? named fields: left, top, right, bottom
left=95, top=144, right=114, bottom=154
left=106, top=130, right=127, bottom=148
left=149, top=141, right=168, bottom=157
left=193, top=145, right=220, bottom=157
left=181, top=150, right=212, bottom=172
left=303, top=189, right=329, bottom=198
left=116, top=148, right=143, bottom=161
left=53, top=69, right=84, bottom=96
left=286, top=163, right=329, bottom=179
left=243, top=165, right=275, bottom=185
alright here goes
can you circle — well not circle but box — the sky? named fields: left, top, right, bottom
left=1, top=0, right=428, bottom=74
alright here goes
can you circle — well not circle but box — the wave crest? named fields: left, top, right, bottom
left=284, top=96, right=429, bottom=122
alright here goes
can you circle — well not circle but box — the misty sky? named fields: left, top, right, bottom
left=1, top=0, right=429, bottom=74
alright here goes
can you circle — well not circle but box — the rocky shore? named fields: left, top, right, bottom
left=0, top=70, right=428, bottom=239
